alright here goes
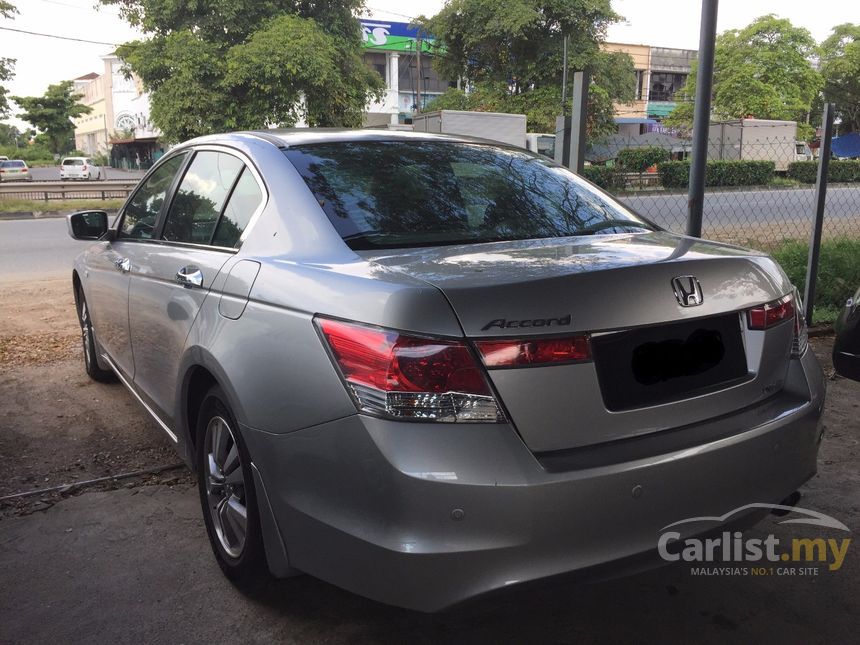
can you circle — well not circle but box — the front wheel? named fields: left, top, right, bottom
left=197, top=386, right=269, bottom=589
left=77, top=290, right=115, bottom=382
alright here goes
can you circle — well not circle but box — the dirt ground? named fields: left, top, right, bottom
left=0, top=278, right=190, bottom=512
left=1, top=276, right=860, bottom=644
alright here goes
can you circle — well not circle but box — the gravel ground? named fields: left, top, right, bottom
left=1, top=276, right=859, bottom=643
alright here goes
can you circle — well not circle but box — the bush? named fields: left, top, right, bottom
left=787, top=160, right=860, bottom=184
left=0, top=144, right=55, bottom=164
left=658, top=160, right=775, bottom=188
left=770, top=238, right=860, bottom=316
left=581, top=165, right=621, bottom=190
left=616, top=146, right=670, bottom=173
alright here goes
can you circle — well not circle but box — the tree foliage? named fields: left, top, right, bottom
left=12, top=81, right=92, bottom=154
left=819, top=23, right=860, bottom=133
left=101, top=0, right=384, bottom=142
left=0, top=1, right=18, bottom=118
left=666, top=15, right=821, bottom=130
left=420, top=1, right=631, bottom=139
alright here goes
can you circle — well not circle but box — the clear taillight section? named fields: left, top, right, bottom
left=317, top=318, right=504, bottom=423
left=791, top=289, right=809, bottom=357
left=475, top=336, right=591, bottom=368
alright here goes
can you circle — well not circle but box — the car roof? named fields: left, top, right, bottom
left=184, top=128, right=506, bottom=150
left=62, top=157, right=88, bottom=160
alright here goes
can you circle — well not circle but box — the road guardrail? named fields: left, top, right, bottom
left=0, top=180, right=138, bottom=201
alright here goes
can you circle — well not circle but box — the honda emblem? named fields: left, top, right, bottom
left=672, top=276, right=704, bottom=307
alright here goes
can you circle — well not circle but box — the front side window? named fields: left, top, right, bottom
left=284, top=142, right=654, bottom=250
left=120, top=153, right=188, bottom=239
left=161, top=151, right=244, bottom=245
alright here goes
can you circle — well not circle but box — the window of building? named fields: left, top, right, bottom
left=649, top=72, right=688, bottom=102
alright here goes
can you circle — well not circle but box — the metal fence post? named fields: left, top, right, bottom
left=803, top=103, right=835, bottom=326
left=569, top=68, right=589, bottom=174
left=686, top=0, right=719, bottom=238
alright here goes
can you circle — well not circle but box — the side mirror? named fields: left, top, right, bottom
left=67, top=210, right=109, bottom=240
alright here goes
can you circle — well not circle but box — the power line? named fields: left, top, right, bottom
left=0, top=26, right=118, bottom=46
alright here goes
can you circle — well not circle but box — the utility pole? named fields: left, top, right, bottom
left=686, top=0, right=719, bottom=238
left=415, top=36, right=423, bottom=113
left=561, top=34, right=569, bottom=110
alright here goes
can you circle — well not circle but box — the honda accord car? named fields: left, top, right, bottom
left=67, top=129, right=825, bottom=611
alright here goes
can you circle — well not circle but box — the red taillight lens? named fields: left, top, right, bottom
left=317, top=318, right=502, bottom=422
left=747, top=295, right=795, bottom=330
left=475, top=335, right=591, bottom=368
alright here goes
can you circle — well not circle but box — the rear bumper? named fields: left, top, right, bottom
left=244, top=349, right=824, bottom=612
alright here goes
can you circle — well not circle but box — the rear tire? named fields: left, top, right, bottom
left=196, top=386, right=270, bottom=590
left=77, top=290, right=116, bottom=383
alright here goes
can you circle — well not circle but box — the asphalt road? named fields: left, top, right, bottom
left=2, top=166, right=146, bottom=182
left=620, top=185, right=860, bottom=234
left=0, top=218, right=87, bottom=280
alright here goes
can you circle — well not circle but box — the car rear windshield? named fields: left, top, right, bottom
left=1, top=160, right=25, bottom=168
left=63, top=159, right=84, bottom=165
left=283, top=141, right=655, bottom=250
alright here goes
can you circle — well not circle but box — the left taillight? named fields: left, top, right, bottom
left=316, top=317, right=504, bottom=423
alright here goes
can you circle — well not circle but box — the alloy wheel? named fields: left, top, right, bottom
left=203, top=416, right=248, bottom=558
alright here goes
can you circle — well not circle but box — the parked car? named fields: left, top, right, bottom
left=0, top=155, right=8, bottom=162
left=833, top=286, right=860, bottom=381
left=66, top=130, right=825, bottom=612
left=0, top=159, right=33, bottom=182
left=60, top=156, right=102, bottom=180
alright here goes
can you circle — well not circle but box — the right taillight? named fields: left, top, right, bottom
left=747, top=294, right=795, bottom=330
left=317, top=317, right=504, bottom=423
left=746, top=292, right=807, bottom=357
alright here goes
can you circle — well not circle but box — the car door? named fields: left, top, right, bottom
left=127, top=147, right=265, bottom=422
left=84, top=152, right=189, bottom=378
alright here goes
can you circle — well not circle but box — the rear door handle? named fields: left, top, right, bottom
left=114, top=257, right=131, bottom=273
left=176, top=265, right=203, bottom=288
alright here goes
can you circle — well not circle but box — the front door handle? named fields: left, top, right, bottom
left=114, top=257, right=131, bottom=273
left=176, top=265, right=204, bottom=288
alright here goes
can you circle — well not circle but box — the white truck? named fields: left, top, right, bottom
left=411, top=110, right=527, bottom=148
left=708, top=118, right=811, bottom=172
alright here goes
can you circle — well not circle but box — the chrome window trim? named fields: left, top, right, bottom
left=160, top=143, right=270, bottom=250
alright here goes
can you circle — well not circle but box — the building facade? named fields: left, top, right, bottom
left=73, top=55, right=164, bottom=167
left=602, top=42, right=697, bottom=134
left=360, top=19, right=454, bottom=126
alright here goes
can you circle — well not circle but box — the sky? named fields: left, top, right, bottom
left=1, top=0, right=858, bottom=129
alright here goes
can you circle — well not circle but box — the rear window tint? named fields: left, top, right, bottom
left=1, top=161, right=25, bottom=168
left=63, top=159, right=85, bottom=166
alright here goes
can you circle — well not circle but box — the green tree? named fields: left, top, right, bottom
left=101, top=0, right=384, bottom=142
left=666, top=15, right=821, bottom=130
left=12, top=81, right=92, bottom=154
left=820, top=23, right=860, bottom=133
left=0, top=122, right=22, bottom=146
left=0, top=1, right=17, bottom=118
left=419, top=0, right=632, bottom=139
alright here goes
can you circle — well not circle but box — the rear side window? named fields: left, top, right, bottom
left=162, top=151, right=244, bottom=245
left=211, top=168, right=264, bottom=248
left=120, top=153, right=188, bottom=239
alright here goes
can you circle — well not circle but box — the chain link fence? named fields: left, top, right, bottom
left=583, top=129, right=860, bottom=250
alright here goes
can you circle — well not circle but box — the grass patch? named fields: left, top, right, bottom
left=0, top=199, right=123, bottom=213
left=768, top=176, right=801, bottom=188
left=769, top=238, right=860, bottom=321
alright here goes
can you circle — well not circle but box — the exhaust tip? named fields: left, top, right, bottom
left=771, top=490, right=802, bottom=516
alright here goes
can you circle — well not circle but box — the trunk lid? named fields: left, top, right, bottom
left=365, top=232, right=796, bottom=452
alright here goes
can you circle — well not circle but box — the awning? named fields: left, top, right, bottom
left=614, top=117, right=657, bottom=124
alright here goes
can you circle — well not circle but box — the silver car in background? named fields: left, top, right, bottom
left=67, top=130, right=825, bottom=611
